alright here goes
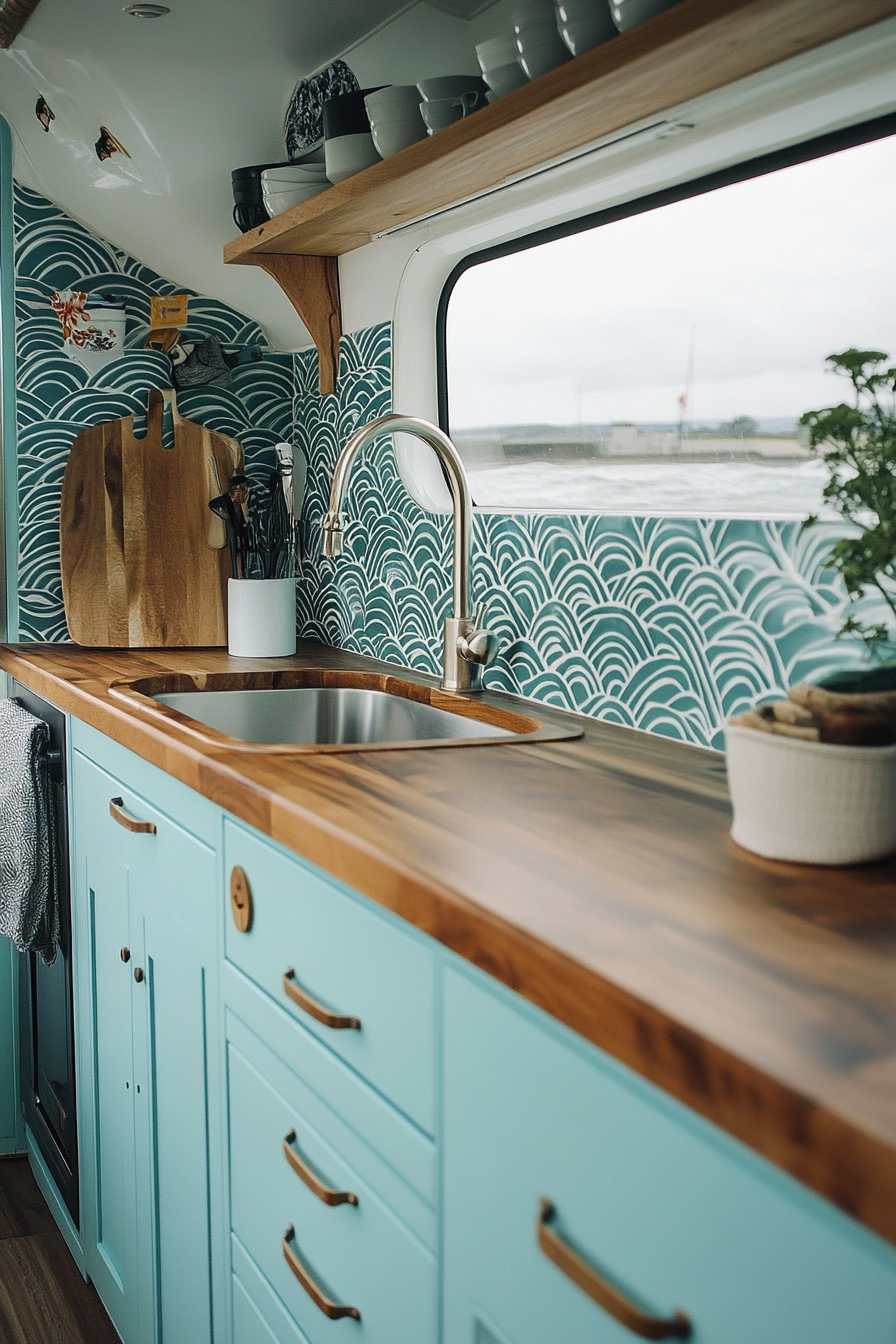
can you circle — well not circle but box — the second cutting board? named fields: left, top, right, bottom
left=60, top=388, right=242, bottom=647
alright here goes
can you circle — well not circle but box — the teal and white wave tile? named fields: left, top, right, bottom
left=294, top=322, right=858, bottom=749
left=13, top=181, right=293, bottom=643
left=12, top=183, right=862, bottom=750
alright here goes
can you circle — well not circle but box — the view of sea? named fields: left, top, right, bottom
left=467, top=456, right=832, bottom=517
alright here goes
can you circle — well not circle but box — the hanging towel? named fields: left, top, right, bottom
left=0, top=699, right=59, bottom=965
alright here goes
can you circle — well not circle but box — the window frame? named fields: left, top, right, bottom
left=435, top=110, right=896, bottom=467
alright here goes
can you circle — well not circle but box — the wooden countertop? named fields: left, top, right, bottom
left=4, top=641, right=896, bottom=1247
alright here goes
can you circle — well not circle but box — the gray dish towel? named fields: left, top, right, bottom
left=0, top=699, right=59, bottom=965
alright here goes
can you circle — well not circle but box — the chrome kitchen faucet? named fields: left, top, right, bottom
left=322, top=414, right=499, bottom=692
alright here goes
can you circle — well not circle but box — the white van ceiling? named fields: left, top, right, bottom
left=0, top=0, right=498, bottom=346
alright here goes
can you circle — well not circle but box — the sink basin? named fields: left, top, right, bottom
left=154, top=685, right=514, bottom=746
left=108, top=669, right=582, bottom=752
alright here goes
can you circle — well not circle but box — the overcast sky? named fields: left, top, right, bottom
left=446, top=132, right=896, bottom=429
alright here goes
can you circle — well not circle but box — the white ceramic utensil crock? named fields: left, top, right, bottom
left=228, top=578, right=297, bottom=658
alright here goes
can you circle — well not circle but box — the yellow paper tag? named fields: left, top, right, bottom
left=150, top=294, right=189, bottom=328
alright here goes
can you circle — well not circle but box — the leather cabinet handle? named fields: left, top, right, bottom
left=282, top=1225, right=361, bottom=1321
left=283, top=969, right=361, bottom=1030
left=537, top=1199, right=691, bottom=1340
left=109, top=797, right=157, bottom=834
left=283, top=1130, right=358, bottom=1207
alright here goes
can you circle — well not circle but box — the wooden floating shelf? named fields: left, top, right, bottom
left=224, top=0, right=896, bottom=392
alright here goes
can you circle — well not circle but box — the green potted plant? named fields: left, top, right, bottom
left=800, top=348, right=896, bottom=678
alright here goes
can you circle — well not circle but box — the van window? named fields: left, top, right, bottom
left=440, top=123, right=896, bottom=518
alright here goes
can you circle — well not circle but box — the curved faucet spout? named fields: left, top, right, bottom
left=323, top=413, right=473, bottom=619
left=323, top=413, right=496, bottom=692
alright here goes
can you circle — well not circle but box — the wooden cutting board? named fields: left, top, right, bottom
left=60, top=389, right=242, bottom=647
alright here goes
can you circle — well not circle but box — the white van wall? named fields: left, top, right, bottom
left=0, top=0, right=513, bottom=348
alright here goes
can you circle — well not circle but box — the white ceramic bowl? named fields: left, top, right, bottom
left=482, top=60, right=529, bottom=96
left=365, top=85, right=422, bottom=117
left=262, top=183, right=328, bottom=215
left=262, top=176, right=327, bottom=193
left=476, top=33, right=519, bottom=69
left=514, top=26, right=572, bottom=79
left=262, top=176, right=327, bottom=194
left=324, top=132, right=380, bottom=184
left=725, top=724, right=896, bottom=864
left=610, top=0, right=681, bottom=31
left=262, top=165, right=329, bottom=184
left=556, top=0, right=617, bottom=54
left=370, top=115, right=427, bottom=158
left=261, top=188, right=326, bottom=209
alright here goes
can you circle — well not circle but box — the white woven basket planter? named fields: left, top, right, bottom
left=725, top=724, right=896, bottom=865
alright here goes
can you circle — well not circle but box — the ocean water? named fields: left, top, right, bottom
left=468, top=457, right=831, bottom=518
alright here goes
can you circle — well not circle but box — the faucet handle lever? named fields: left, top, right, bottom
left=457, top=627, right=500, bottom=669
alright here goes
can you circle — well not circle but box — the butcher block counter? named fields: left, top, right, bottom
left=3, top=639, right=896, bottom=1249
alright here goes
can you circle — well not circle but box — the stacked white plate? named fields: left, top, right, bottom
left=261, top=164, right=330, bottom=217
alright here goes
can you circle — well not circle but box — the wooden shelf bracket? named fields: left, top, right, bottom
left=244, top=253, right=341, bottom=395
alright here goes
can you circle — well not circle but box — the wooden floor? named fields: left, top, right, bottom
left=0, top=1156, right=119, bottom=1344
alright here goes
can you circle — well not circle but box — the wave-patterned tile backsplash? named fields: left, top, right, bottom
left=13, top=181, right=293, bottom=642
left=12, top=184, right=857, bottom=749
left=294, top=323, right=857, bottom=749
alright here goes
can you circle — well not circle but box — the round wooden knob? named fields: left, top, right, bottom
left=134, top=967, right=145, bottom=983
left=230, top=865, right=253, bottom=934
left=120, top=947, right=131, bottom=963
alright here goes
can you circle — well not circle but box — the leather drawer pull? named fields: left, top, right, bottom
left=109, top=797, right=157, bottom=834
left=283, top=969, right=361, bottom=1030
left=283, top=1130, right=358, bottom=1207
left=282, top=1225, right=361, bottom=1321
left=230, top=866, right=253, bottom=933
left=537, top=1199, right=691, bottom=1340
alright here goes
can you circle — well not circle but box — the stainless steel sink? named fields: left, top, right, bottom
left=153, top=685, right=514, bottom=747
left=108, top=668, right=583, bottom=752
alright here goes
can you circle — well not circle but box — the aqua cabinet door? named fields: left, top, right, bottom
left=442, top=964, right=896, bottom=1344
left=72, top=758, right=140, bottom=1344
left=130, top=892, right=216, bottom=1344
left=72, top=746, right=219, bottom=1344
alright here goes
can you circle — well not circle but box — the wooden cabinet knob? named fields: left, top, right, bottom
left=120, top=947, right=131, bottom=963
left=134, top=967, right=145, bottom=983
left=230, top=865, right=253, bottom=934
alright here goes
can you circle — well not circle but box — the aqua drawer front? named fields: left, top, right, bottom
left=233, top=1236, right=310, bottom=1344
left=70, top=717, right=220, bottom=849
left=224, top=820, right=435, bottom=1132
left=233, top=1275, right=287, bottom=1344
left=228, top=1029, right=436, bottom=1344
left=72, top=750, right=216, bottom=940
left=443, top=965, right=896, bottom=1344
left=225, top=1005, right=436, bottom=1244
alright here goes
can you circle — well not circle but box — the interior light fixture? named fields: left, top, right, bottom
left=123, top=4, right=170, bottom=16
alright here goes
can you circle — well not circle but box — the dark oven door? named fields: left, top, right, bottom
left=11, top=681, right=79, bottom=1227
